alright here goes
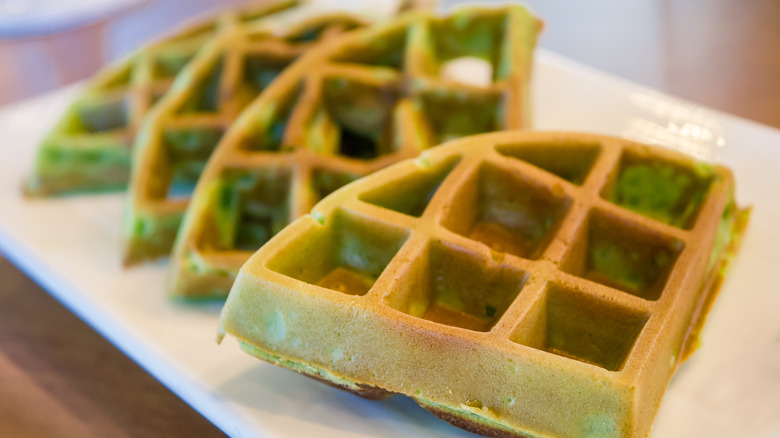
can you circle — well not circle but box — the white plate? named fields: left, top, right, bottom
left=0, top=50, right=779, bottom=438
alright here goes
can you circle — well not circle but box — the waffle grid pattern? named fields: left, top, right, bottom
left=270, top=133, right=726, bottom=373
left=167, top=5, right=541, bottom=298
left=220, top=131, right=735, bottom=437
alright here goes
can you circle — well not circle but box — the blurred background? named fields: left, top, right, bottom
left=0, top=1, right=777, bottom=437
left=0, top=0, right=778, bottom=127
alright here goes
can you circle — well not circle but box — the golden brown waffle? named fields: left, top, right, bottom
left=218, top=131, right=748, bottom=438
left=162, top=5, right=542, bottom=298
left=24, top=0, right=321, bottom=196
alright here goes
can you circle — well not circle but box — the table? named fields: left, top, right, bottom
left=0, top=1, right=778, bottom=436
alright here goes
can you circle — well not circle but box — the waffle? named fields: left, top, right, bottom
left=217, top=131, right=749, bottom=438
left=24, top=0, right=334, bottom=196
left=162, top=5, right=542, bottom=298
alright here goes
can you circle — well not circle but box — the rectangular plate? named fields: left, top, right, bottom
left=1, top=50, right=778, bottom=437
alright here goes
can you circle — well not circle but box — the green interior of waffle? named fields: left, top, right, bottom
left=385, top=240, right=528, bottom=332
left=266, top=209, right=409, bottom=296
left=208, top=167, right=293, bottom=251
left=561, top=209, right=684, bottom=301
left=306, top=75, right=400, bottom=160
left=606, top=151, right=714, bottom=229
left=511, top=283, right=649, bottom=371
left=442, top=161, right=572, bottom=260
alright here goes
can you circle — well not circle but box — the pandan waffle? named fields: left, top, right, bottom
left=121, top=1, right=442, bottom=266
left=217, top=131, right=749, bottom=438
left=25, top=0, right=342, bottom=196
left=161, top=5, right=541, bottom=298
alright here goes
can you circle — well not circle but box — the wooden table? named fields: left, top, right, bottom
left=0, top=1, right=778, bottom=436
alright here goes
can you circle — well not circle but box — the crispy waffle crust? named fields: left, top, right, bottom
left=161, top=5, right=542, bottom=297
left=218, top=131, right=749, bottom=438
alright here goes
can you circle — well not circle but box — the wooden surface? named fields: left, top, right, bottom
left=0, top=258, right=222, bottom=438
left=0, top=1, right=778, bottom=437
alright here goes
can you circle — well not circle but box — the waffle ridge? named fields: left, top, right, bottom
left=218, top=131, right=746, bottom=438
left=162, top=5, right=542, bottom=298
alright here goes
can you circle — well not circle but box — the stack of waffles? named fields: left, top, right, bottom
left=218, top=131, right=748, bottom=438
left=135, top=5, right=540, bottom=298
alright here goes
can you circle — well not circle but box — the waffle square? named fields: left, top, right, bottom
left=218, top=131, right=748, bottom=438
